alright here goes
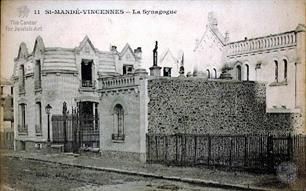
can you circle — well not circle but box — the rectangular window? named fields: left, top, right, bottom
left=163, top=67, right=172, bottom=77
left=123, top=65, right=134, bottom=75
left=81, top=59, right=93, bottom=87
left=19, top=65, right=25, bottom=93
left=18, top=104, right=27, bottom=134
left=35, top=102, right=42, bottom=135
left=34, top=60, right=42, bottom=90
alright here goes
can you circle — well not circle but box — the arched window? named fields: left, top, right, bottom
left=206, top=69, right=210, bottom=78
left=283, top=59, right=287, bottom=81
left=275, top=60, right=278, bottom=82
left=213, top=68, right=217, bottom=79
left=245, top=64, right=249, bottom=81
left=112, top=104, right=124, bottom=141
left=236, top=65, right=242, bottom=81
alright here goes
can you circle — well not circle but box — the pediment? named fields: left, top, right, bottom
left=33, top=36, right=45, bottom=56
left=17, top=42, right=28, bottom=60
left=120, top=43, right=136, bottom=61
left=78, top=36, right=96, bottom=55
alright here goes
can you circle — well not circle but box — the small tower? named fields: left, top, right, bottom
left=149, top=41, right=162, bottom=76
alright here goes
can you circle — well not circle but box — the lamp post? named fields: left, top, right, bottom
left=45, top=104, right=52, bottom=143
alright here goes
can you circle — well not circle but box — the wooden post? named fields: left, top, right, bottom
left=164, top=135, right=168, bottom=163
left=175, top=134, right=178, bottom=163
left=194, top=135, right=197, bottom=164
left=229, top=137, right=233, bottom=167
left=244, top=136, right=248, bottom=168
left=267, top=135, right=274, bottom=172
left=207, top=135, right=211, bottom=166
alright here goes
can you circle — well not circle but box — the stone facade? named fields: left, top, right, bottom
left=194, top=13, right=305, bottom=114
left=98, top=70, right=148, bottom=162
left=12, top=35, right=142, bottom=151
left=147, top=78, right=304, bottom=135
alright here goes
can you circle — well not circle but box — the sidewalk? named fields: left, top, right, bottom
left=2, top=150, right=301, bottom=191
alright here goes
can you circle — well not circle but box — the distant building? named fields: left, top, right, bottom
left=158, top=48, right=183, bottom=77
left=0, top=78, right=14, bottom=132
left=0, top=78, right=14, bottom=149
left=194, top=12, right=305, bottom=113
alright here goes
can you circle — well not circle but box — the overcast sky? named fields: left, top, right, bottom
left=1, top=0, right=305, bottom=79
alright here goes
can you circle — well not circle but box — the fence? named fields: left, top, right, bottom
left=0, top=131, right=14, bottom=149
left=146, top=134, right=306, bottom=173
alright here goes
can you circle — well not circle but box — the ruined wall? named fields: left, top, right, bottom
left=148, top=78, right=304, bottom=135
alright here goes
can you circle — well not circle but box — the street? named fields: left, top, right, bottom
left=1, top=157, right=234, bottom=191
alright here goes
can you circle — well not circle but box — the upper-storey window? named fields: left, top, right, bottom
left=207, top=69, right=210, bottom=78
left=81, top=59, right=93, bottom=87
left=34, top=60, right=42, bottom=90
left=245, top=64, right=249, bottom=81
left=236, top=65, right=242, bottom=81
left=163, top=67, right=172, bottom=77
left=123, top=65, right=134, bottom=75
left=19, top=65, right=25, bottom=93
left=283, top=59, right=287, bottom=81
left=274, top=60, right=278, bottom=82
left=213, top=68, right=217, bottom=79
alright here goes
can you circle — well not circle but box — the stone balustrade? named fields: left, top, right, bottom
left=100, top=75, right=136, bottom=89
left=227, top=31, right=297, bottom=56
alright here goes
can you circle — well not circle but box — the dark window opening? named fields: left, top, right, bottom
left=123, top=65, right=134, bottom=75
left=19, top=65, right=25, bottom=92
left=275, top=60, right=278, bottom=82
left=18, top=104, right=27, bottom=133
left=35, top=60, right=42, bottom=89
left=81, top=60, right=93, bottom=87
left=36, top=102, right=42, bottom=134
left=11, top=87, right=13, bottom=95
left=163, top=67, right=172, bottom=77
left=207, top=69, right=210, bottom=78
left=0, top=86, right=3, bottom=95
left=213, top=68, right=217, bottom=79
left=284, top=59, right=287, bottom=81
left=245, top=64, right=249, bottom=81
left=237, top=65, right=242, bottom=81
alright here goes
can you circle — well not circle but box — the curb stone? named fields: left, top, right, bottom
left=6, top=154, right=273, bottom=191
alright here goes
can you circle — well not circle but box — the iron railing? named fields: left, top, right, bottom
left=146, top=134, right=306, bottom=173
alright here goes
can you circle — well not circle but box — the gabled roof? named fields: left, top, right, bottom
left=119, top=43, right=136, bottom=58
left=17, top=42, right=28, bottom=60
left=77, top=35, right=97, bottom=53
left=159, top=48, right=178, bottom=64
left=33, top=35, right=45, bottom=54
left=194, top=24, right=226, bottom=52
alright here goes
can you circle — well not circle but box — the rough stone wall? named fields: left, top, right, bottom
left=148, top=78, right=304, bottom=135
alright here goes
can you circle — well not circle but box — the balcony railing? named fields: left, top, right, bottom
left=35, top=124, right=42, bottom=135
left=101, top=76, right=135, bottom=89
left=18, top=124, right=28, bottom=135
left=227, top=31, right=297, bottom=56
left=112, top=133, right=125, bottom=142
left=81, top=80, right=93, bottom=88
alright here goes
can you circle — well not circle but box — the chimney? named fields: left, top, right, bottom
left=111, top=45, right=117, bottom=52
left=134, top=47, right=142, bottom=59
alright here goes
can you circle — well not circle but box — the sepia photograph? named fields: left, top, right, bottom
left=0, top=0, right=305, bottom=190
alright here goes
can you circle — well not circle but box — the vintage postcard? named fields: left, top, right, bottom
left=1, top=0, right=306, bottom=190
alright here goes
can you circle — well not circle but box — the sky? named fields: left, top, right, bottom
left=1, top=0, right=305, bottom=79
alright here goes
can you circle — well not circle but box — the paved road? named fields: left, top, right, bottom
left=1, top=157, right=234, bottom=191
